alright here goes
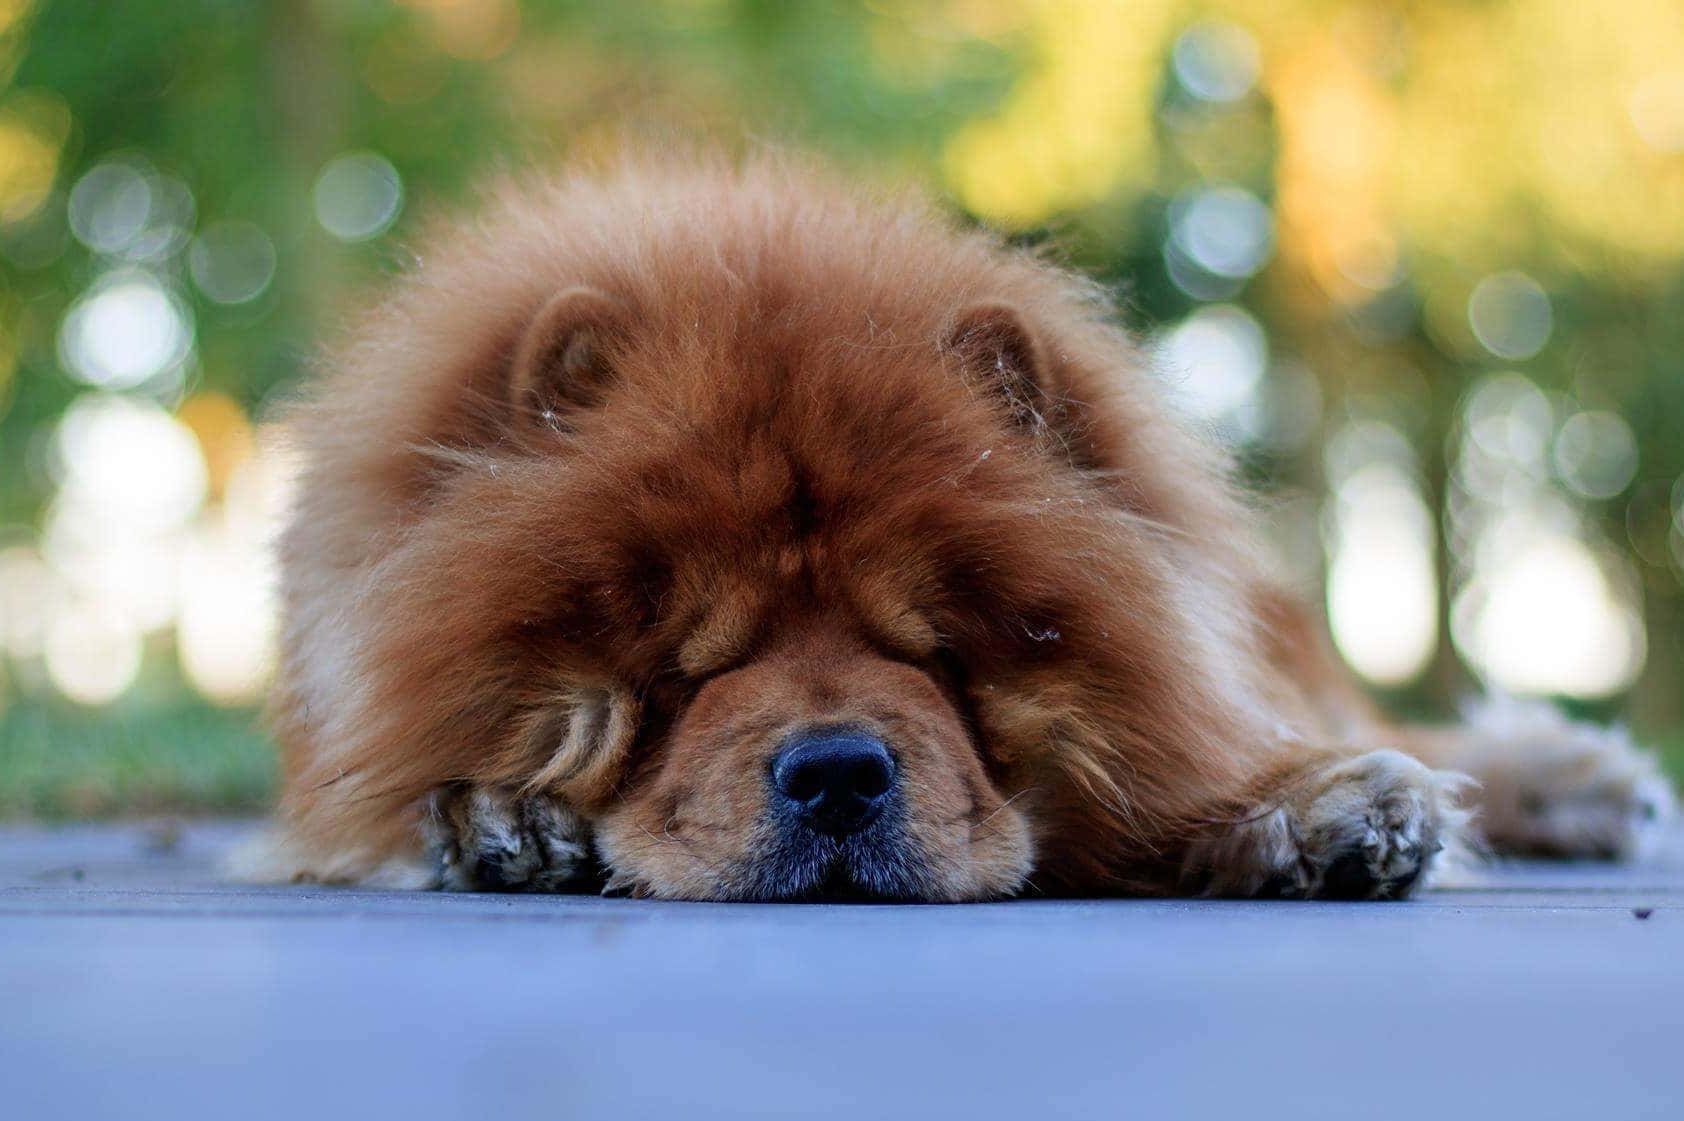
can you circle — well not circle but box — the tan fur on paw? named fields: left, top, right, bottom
left=1187, top=749, right=1472, bottom=900
left=1455, top=699, right=1674, bottom=861
left=425, top=786, right=599, bottom=893
left=1280, top=750, right=1470, bottom=900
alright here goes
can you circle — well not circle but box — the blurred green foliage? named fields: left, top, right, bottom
left=1, top=0, right=1683, bottom=814
left=0, top=699, right=271, bottom=817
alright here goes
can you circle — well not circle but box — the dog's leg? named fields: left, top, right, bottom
left=424, top=785, right=599, bottom=892
left=1183, top=748, right=1472, bottom=900
left=1419, top=698, right=1674, bottom=861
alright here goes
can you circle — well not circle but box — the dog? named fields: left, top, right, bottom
left=253, top=154, right=1673, bottom=901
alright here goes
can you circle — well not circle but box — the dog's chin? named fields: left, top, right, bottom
left=735, top=815, right=930, bottom=902
left=778, top=840, right=932, bottom=903
left=795, top=864, right=907, bottom=903
left=601, top=818, right=934, bottom=903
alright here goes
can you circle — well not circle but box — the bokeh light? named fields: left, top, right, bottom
left=43, top=601, right=142, bottom=707
left=1170, top=187, right=1273, bottom=279
left=313, top=151, right=404, bottom=242
left=29, top=395, right=206, bottom=705
left=57, top=272, right=193, bottom=392
left=0, top=546, right=54, bottom=662
left=1171, top=21, right=1261, bottom=104
left=1553, top=411, right=1638, bottom=501
left=67, top=161, right=153, bottom=254
left=1467, top=272, right=1553, bottom=362
left=1166, top=186, right=1274, bottom=299
left=1446, top=372, right=1649, bottom=699
left=177, top=437, right=290, bottom=706
left=1323, top=422, right=1438, bottom=687
left=45, top=394, right=206, bottom=634
left=188, top=220, right=277, bottom=305
left=1454, top=529, right=1646, bottom=699
left=1154, top=305, right=1267, bottom=431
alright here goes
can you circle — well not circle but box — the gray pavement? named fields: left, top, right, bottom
left=3, top=821, right=1682, bottom=1121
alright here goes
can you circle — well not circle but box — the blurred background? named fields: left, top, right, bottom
left=0, top=0, right=1681, bottom=820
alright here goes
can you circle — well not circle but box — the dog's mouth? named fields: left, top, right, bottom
left=595, top=815, right=931, bottom=901
left=745, top=817, right=932, bottom=902
left=791, top=858, right=909, bottom=903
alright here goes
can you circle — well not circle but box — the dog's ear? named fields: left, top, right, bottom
left=942, top=302, right=1052, bottom=429
left=508, top=286, right=626, bottom=428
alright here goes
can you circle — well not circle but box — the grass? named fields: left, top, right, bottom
left=0, top=700, right=275, bottom=820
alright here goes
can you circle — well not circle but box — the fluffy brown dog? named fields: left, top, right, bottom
left=256, top=155, right=1672, bottom=901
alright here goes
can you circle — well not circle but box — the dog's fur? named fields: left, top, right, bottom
left=252, top=155, right=1672, bottom=900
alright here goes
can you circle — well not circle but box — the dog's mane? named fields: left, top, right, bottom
left=262, top=153, right=1313, bottom=891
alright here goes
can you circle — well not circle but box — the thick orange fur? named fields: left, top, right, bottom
left=256, top=153, right=1670, bottom=899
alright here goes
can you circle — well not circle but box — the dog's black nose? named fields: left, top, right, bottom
left=772, top=730, right=896, bottom=837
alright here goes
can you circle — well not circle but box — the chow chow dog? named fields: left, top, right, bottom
left=255, top=155, right=1672, bottom=901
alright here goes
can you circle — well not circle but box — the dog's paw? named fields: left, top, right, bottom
left=424, top=786, right=599, bottom=893
left=1457, top=699, right=1674, bottom=860
left=1186, top=748, right=1471, bottom=900
left=1281, top=749, right=1469, bottom=900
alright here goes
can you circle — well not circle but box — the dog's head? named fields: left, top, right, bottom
left=288, top=168, right=1259, bottom=899
left=451, top=285, right=1076, bottom=901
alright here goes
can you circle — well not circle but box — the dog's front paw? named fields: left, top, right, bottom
left=1187, top=748, right=1471, bottom=900
left=424, top=786, right=599, bottom=893
left=1280, top=749, right=1469, bottom=900
left=1457, top=699, right=1674, bottom=860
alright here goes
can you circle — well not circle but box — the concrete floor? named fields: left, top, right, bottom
left=3, top=821, right=1681, bottom=1121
